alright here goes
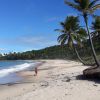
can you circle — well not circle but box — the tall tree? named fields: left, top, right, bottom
left=64, top=0, right=100, bottom=67
left=56, top=16, right=87, bottom=65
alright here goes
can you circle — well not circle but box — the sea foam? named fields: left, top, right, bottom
left=0, top=62, right=35, bottom=78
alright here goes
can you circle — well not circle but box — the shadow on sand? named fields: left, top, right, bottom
left=76, top=74, right=100, bottom=84
left=0, top=81, right=35, bottom=86
left=31, top=66, right=58, bottom=71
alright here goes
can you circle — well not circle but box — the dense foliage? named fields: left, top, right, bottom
left=0, top=37, right=99, bottom=65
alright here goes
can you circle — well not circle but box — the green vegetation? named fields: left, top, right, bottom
left=0, top=38, right=99, bottom=65
left=65, top=0, right=100, bottom=67
left=55, top=16, right=87, bottom=65
left=64, top=0, right=100, bottom=77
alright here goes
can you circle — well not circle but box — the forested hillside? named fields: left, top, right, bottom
left=0, top=37, right=100, bottom=65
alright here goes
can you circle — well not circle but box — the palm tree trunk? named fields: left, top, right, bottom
left=83, top=14, right=100, bottom=67
left=69, top=33, right=87, bottom=65
left=73, top=44, right=87, bottom=65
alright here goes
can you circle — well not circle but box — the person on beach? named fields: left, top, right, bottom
left=34, top=62, right=45, bottom=76
left=34, top=67, right=38, bottom=76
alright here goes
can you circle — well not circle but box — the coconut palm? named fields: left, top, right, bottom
left=56, top=16, right=87, bottom=65
left=64, top=0, right=100, bottom=67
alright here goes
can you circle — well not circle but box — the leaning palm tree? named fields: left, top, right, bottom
left=64, top=0, right=100, bottom=67
left=56, top=16, right=87, bottom=65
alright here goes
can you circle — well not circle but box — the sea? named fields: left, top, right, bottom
left=0, top=60, right=40, bottom=84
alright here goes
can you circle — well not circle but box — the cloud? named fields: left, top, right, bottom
left=0, top=35, right=57, bottom=51
left=45, top=13, right=78, bottom=23
left=18, top=35, right=57, bottom=49
left=0, top=48, right=5, bottom=51
left=67, top=13, right=78, bottom=17
left=18, top=36, right=43, bottom=44
left=46, top=17, right=60, bottom=22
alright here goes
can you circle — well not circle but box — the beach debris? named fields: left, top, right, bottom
left=93, top=84, right=98, bottom=87
left=65, top=93, right=72, bottom=96
left=23, top=88, right=25, bottom=91
left=40, top=81, right=49, bottom=87
left=61, top=74, right=65, bottom=76
left=7, top=83, right=14, bottom=86
left=62, top=76, right=71, bottom=82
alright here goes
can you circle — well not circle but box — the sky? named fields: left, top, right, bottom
left=0, top=0, right=99, bottom=54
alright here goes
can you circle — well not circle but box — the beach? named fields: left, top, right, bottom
left=0, top=59, right=100, bottom=100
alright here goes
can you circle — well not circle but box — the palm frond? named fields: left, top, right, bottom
left=56, top=16, right=87, bottom=48
left=64, top=0, right=81, bottom=11
left=60, top=36, right=68, bottom=45
left=92, top=4, right=100, bottom=11
left=55, top=29, right=65, bottom=33
left=89, top=0, right=100, bottom=8
left=92, top=16, right=100, bottom=30
left=57, top=33, right=68, bottom=45
left=60, top=22, right=65, bottom=27
left=80, top=0, right=90, bottom=9
left=74, top=0, right=80, bottom=4
left=64, top=16, right=80, bottom=31
left=78, top=28, right=87, bottom=37
left=92, top=16, right=100, bottom=36
left=71, top=33, right=77, bottom=41
left=70, top=32, right=83, bottom=47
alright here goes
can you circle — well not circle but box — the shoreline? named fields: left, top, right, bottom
left=0, top=60, right=45, bottom=85
left=0, top=59, right=100, bottom=100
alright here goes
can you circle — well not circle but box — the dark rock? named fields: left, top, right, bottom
left=61, top=74, right=65, bottom=76
left=7, top=83, right=14, bottom=86
left=83, top=66, right=100, bottom=78
left=93, top=84, right=98, bottom=87
left=62, top=76, right=71, bottom=82
left=40, top=81, right=49, bottom=87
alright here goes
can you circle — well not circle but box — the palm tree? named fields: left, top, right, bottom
left=56, top=16, right=87, bottom=65
left=64, top=0, right=100, bottom=67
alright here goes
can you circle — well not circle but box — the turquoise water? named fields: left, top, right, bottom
left=0, top=60, right=39, bottom=84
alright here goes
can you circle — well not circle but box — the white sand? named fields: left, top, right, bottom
left=0, top=60, right=100, bottom=100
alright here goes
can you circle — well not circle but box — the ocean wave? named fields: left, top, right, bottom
left=0, top=62, right=35, bottom=78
